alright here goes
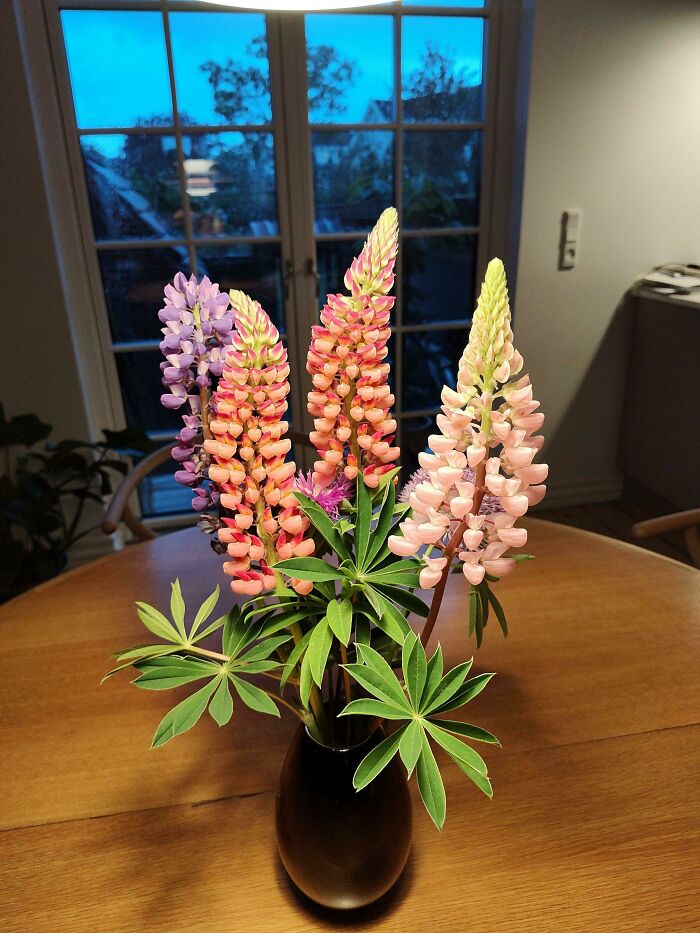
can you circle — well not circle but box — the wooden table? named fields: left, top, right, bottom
left=1, top=520, right=699, bottom=932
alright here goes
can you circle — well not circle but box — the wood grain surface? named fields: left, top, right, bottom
left=1, top=519, right=699, bottom=932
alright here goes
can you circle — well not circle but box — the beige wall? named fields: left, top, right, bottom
left=0, top=3, right=89, bottom=441
left=515, top=0, right=700, bottom=505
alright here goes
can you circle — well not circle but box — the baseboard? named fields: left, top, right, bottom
left=534, top=474, right=624, bottom=510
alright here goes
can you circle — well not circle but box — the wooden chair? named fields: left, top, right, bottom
left=102, top=432, right=314, bottom=542
left=632, top=508, right=700, bottom=568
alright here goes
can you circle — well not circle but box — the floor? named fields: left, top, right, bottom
left=535, top=498, right=692, bottom=566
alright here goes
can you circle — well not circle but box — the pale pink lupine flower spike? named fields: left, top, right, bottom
left=205, top=291, right=313, bottom=597
left=388, top=258, right=548, bottom=589
left=306, top=207, right=400, bottom=489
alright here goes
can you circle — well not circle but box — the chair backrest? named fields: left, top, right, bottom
left=102, top=431, right=315, bottom=541
left=633, top=508, right=700, bottom=567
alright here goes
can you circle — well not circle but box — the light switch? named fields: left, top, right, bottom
left=559, top=209, right=581, bottom=270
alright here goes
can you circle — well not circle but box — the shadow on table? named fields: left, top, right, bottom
left=274, top=851, right=415, bottom=928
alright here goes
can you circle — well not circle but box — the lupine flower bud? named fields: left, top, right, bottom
left=389, top=258, right=547, bottom=587
left=306, top=207, right=400, bottom=489
left=205, top=291, right=313, bottom=596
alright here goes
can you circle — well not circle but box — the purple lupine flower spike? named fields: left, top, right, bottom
left=157, top=272, right=236, bottom=512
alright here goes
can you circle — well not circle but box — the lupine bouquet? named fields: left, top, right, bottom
left=106, top=208, right=547, bottom=830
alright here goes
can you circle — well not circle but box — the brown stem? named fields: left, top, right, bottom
left=260, top=687, right=307, bottom=721
left=420, top=460, right=487, bottom=649
left=200, top=386, right=212, bottom=440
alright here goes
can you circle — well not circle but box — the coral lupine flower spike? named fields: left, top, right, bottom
left=204, top=291, right=313, bottom=596
left=389, top=258, right=548, bottom=632
left=306, top=207, right=400, bottom=489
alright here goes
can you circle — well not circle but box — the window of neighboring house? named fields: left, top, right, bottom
left=48, top=0, right=513, bottom=521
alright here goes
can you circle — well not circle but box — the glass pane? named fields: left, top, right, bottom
left=183, top=133, right=278, bottom=237
left=305, top=15, right=394, bottom=124
left=403, top=130, right=481, bottom=229
left=402, top=16, right=484, bottom=123
left=170, top=13, right=271, bottom=125
left=402, top=235, right=477, bottom=325
left=402, top=329, right=464, bottom=412
left=115, top=351, right=180, bottom=433
left=315, top=238, right=364, bottom=302
left=98, top=248, right=191, bottom=344
left=61, top=11, right=172, bottom=128
left=400, top=415, right=435, bottom=479
left=139, top=458, right=192, bottom=518
left=197, top=244, right=285, bottom=334
left=312, top=131, right=393, bottom=233
left=80, top=135, right=182, bottom=241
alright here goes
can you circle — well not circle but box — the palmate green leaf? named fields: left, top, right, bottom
left=402, top=631, right=427, bottom=707
left=366, top=502, right=411, bottom=568
left=135, top=601, right=181, bottom=643
left=476, top=584, right=489, bottom=647
left=259, top=607, right=324, bottom=639
left=151, top=679, right=218, bottom=748
left=229, top=674, right=280, bottom=717
left=326, top=598, right=352, bottom=646
left=366, top=571, right=422, bottom=588
left=190, top=585, right=220, bottom=640
left=292, top=491, right=351, bottom=563
left=432, top=672, right=496, bottom=714
left=208, top=676, right=234, bottom=726
left=428, top=718, right=501, bottom=746
left=280, top=628, right=312, bottom=691
left=449, top=755, right=494, bottom=798
left=102, top=645, right=178, bottom=683
left=424, top=721, right=489, bottom=775
left=339, top=698, right=410, bottom=720
left=373, top=582, right=430, bottom=618
left=170, top=579, right=186, bottom=640
left=222, top=607, right=260, bottom=659
left=360, top=588, right=410, bottom=644
left=299, top=651, right=313, bottom=709
left=399, top=719, right=422, bottom=776
left=364, top=475, right=396, bottom=568
left=422, top=659, right=474, bottom=715
left=191, top=613, right=227, bottom=644
left=342, top=662, right=411, bottom=710
left=420, top=643, right=444, bottom=708
left=485, top=584, right=508, bottom=637
left=354, top=643, right=410, bottom=707
left=274, top=557, right=347, bottom=583
left=307, top=618, right=332, bottom=687
left=352, top=725, right=407, bottom=791
left=468, top=585, right=478, bottom=638
left=355, top=614, right=371, bottom=645
left=236, top=634, right=290, bottom=665
left=355, top=476, right=373, bottom=570
left=133, top=656, right=222, bottom=690
left=416, top=731, right=447, bottom=830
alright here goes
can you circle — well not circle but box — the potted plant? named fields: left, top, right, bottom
left=105, top=208, right=547, bottom=910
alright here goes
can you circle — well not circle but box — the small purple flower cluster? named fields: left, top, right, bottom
left=294, top=470, right=353, bottom=521
left=158, top=272, right=235, bottom=512
left=400, top=467, right=503, bottom=515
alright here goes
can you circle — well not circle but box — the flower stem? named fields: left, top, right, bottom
left=339, top=642, right=353, bottom=705
left=199, top=386, right=212, bottom=440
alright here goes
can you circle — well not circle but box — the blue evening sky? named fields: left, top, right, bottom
left=61, top=9, right=483, bottom=130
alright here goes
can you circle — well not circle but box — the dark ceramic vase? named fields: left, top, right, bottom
left=275, top=724, right=412, bottom=910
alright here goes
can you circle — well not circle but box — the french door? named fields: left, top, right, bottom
left=46, top=0, right=510, bottom=520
